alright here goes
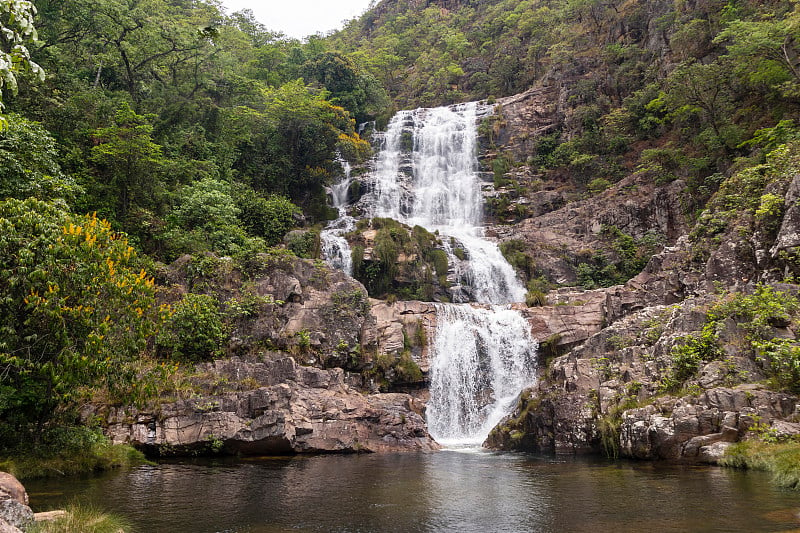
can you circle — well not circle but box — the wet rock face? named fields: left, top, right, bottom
left=105, top=357, right=439, bottom=456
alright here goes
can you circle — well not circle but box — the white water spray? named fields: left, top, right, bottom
left=427, top=305, right=538, bottom=446
left=371, top=103, right=525, bottom=304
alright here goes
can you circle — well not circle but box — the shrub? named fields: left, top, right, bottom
left=235, top=185, right=300, bottom=245
left=0, top=426, right=146, bottom=480
left=712, top=285, right=800, bottom=392
left=395, top=352, right=423, bottom=383
left=157, top=293, right=226, bottom=362
left=285, top=229, right=320, bottom=259
left=587, top=177, right=612, bottom=194
left=0, top=199, right=161, bottom=440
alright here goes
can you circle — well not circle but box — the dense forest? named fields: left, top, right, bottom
left=3, top=0, right=800, bottom=473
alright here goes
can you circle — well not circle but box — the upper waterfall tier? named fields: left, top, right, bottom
left=373, top=103, right=484, bottom=228
left=366, top=102, right=526, bottom=304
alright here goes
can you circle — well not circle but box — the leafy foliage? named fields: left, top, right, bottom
left=0, top=198, right=161, bottom=440
left=0, top=113, right=80, bottom=201
left=0, top=0, right=43, bottom=119
left=157, top=293, right=226, bottom=363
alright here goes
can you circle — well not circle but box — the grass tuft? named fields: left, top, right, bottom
left=0, top=427, right=149, bottom=480
left=27, top=504, right=134, bottom=533
left=720, top=440, right=800, bottom=490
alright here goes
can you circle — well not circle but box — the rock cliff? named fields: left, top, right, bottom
left=105, top=357, right=437, bottom=455
left=485, top=136, right=800, bottom=460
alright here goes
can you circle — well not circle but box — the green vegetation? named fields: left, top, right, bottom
left=368, top=350, right=425, bottom=391
left=659, top=285, right=800, bottom=393
left=721, top=440, right=800, bottom=490
left=576, top=226, right=661, bottom=289
left=349, top=218, right=449, bottom=300
left=27, top=504, right=134, bottom=533
left=0, top=427, right=147, bottom=480
left=157, top=293, right=226, bottom=363
left=712, top=285, right=800, bottom=392
left=659, top=322, right=722, bottom=392
left=0, top=198, right=163, bottom=446
left=0, top=0, right=42, bottom=122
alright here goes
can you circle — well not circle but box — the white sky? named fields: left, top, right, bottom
left=220, top=0, right=376, bottom=39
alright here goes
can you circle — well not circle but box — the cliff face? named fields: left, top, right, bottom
left=483, top=96, right=800, bottom=458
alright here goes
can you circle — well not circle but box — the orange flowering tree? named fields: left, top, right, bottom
left=0, top=198, right=164, bottom=439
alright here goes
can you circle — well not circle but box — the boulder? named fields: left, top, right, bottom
left=0, top=473, right=31, bottom=533
left=0, top=473, right=26, bottom=506
left=618, top=387, right=797, bottom=461
left=0, top=518, right=21, bottom=533
left=519, top=288, right=607, bottom=349
left=0, top=501, right=32, bottom=531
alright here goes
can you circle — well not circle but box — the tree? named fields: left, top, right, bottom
left=0, top=113, right=81, bottom=201
left=0, top=198, right=160, bottom=440
left=229, top=80, right=362, bottom=211
left=35, top=0, right=218, bottom=102
left=0, top=0, right=44, bottom=124
left=660, top=60, right=736, bottom=140
left=715, top=7, right=800, bottom=95
left=301, top=51, right=389, bottom=122
left=160, top=177, right=251, bottom=259
left=89, top=102, right=166, bottom=221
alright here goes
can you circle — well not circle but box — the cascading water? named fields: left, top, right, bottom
left=427, top=305, right=538, bottom=446
left=367, top=102, right=538, bottom=446
left=370, top=103, right=526, bottom=305
left=321, top=160, right=356, bottom=276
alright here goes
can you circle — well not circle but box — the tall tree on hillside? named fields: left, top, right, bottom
left=89, top=102, right=166, bottom=221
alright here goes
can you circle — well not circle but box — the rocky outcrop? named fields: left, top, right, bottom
left=105, top=357, right=438, bottom=455
left=492, top=173, right=691, bottom=285
left=0, top=473, right=31, bottom=533
left=619, top=386, right=798, bottom=462
left=367, top=299, right=436, bottom=372
left=486, top=295, right=800, bottom=461
left=366, top=290, right=609, bottom=368
left=159, top=253, right=376, bottom=369
left=495, top=86, right=561, bottom=159
left=519, top=288, right=607, bottom=349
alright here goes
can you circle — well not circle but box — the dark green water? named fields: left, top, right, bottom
left=26, top=450, right=800, bottom=532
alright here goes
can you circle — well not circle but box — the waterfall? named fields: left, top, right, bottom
left=322, top=103, right=537, bottom=446
left=427, top=305, right=538, bottom=446
left=370, top=103, right=526, bottom=304
left=321, top=160, right=356, bottom=276
left=369, top=102, right=537, bottom=446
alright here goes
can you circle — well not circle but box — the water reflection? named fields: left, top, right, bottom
left=26, top=451, right=800, bottom=533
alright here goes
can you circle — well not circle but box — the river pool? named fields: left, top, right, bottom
left=26, top=449, right=800, bottom=532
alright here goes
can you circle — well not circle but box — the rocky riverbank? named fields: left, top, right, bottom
left=0, top=473, right=32, bottom=532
